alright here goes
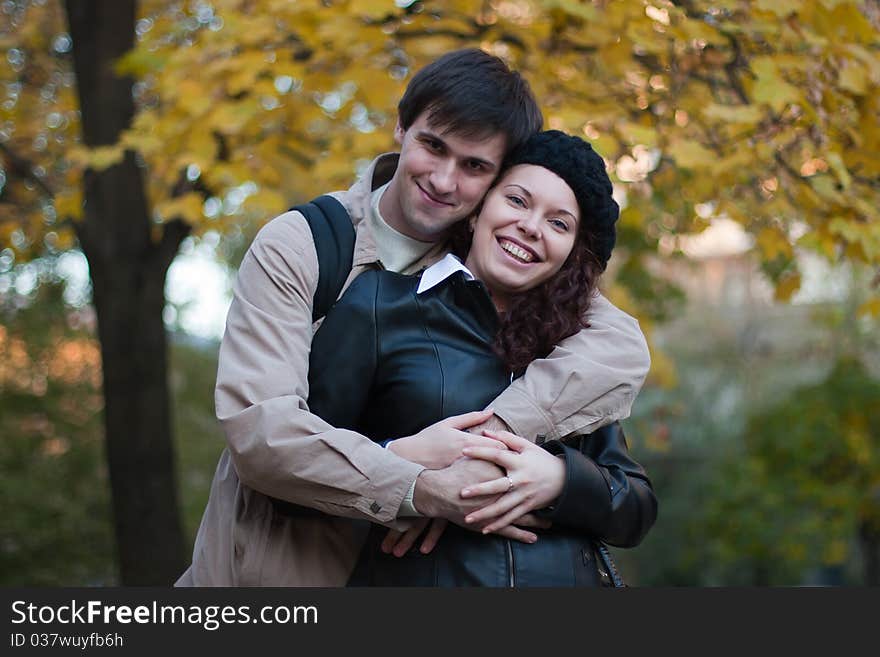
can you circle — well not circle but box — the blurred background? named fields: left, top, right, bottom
left=1, top=0, right=878, bottom=586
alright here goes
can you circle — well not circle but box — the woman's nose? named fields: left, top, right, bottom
left=516, top=213, right=541, bottom=238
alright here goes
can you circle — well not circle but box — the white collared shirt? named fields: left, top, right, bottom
left=369, top=183, right=436, bottom=274
left=416, top=253, right=476, bottom=294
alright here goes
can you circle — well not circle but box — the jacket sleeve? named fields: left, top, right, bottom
left=214, top=211, right=423, bottom=527
left=488, top=291, right=650, bottom=441
left=539, top=422, right=658, bottom=548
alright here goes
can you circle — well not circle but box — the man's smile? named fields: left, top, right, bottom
left=415, top=181, right=455, bottom=208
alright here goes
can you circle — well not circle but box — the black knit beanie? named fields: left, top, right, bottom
left=503, top=130, right=619, bottom=270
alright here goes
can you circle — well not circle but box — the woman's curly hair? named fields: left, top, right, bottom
left=451, top=130, right=619, bottom=374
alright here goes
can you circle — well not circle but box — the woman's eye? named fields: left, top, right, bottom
left=507, top=195, right=526, bottom=207
left=550, top=218, right=569, bottom=231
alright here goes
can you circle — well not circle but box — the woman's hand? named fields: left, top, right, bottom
left=387, top=409, right=507, bottom=469
left=460, top=429, right=565, bottom=534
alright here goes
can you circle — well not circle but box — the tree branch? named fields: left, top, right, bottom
left=0, top=142, right=55, bottom=199
left=154, top=217, right=191, bottom=273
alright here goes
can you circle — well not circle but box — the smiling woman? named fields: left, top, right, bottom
left=465, top=165, right=580, bottom=312
left=461, top=129, right=620, bottom=374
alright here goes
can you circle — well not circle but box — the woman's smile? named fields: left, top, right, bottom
left=497, top=236, right=539, bottom=264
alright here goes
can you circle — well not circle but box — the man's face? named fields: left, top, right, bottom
left=381, top=112, right=507, bottom=242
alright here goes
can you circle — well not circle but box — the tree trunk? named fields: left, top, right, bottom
left=860, top=521, right=880, bottom=586
left=65, top=0, right=188, bottom=584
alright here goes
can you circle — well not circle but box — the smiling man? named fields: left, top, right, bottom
left=177, top=49, right=651, bottom=587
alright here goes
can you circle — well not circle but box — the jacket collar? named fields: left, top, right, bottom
left=344, top=152, right=449, bottom=272
left=346, top=153, right=399, bottom=268
left=417, top=254, right=475, bottom=294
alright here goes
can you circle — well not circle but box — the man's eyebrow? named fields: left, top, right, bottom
left=416, top=130, right=499, bottom=169
left=469, top=156, right=499, bottom=170
left=415, top=130, right=444, bottom=143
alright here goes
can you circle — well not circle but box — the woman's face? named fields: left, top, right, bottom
left=465, top=164, right=580, bottom=311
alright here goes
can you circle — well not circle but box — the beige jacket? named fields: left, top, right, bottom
left=177, top=154, right=651, bottom=587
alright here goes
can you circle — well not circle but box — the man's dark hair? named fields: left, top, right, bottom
left=397, top=48, right=543, bottom=153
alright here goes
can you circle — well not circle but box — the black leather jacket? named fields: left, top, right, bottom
left=301, top=268, right=657, bottom=586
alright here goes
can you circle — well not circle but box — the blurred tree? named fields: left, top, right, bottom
left=703, top=355, right=880, bottom=585
left=1, top=0, right=878, bottom=582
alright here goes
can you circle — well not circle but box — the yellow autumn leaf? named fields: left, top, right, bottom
left=774, top=271, right=801, bottom=302
left=713, top=149, right=756, bottom=176
left=226, top=51, right=272, bottom=96
left=120, top=126, right=164, bottom=157
left=617, top=122, right=658, bottom=147
left=824, top=152, right=852, bottom=190
left=68, top=144, right=125, bottom=171
left=857, top=297, right=880, bottom=318
left=844, top=44, right=880, bottom=81
left=646, top=346, right=678, bottom=390
left=751, top=58, right=803, bottom=113
left=702, top=103, right=764, bottom=125
left=205, top=99, right=261, bottom=135
left=543, top=0, right=598, bottom=22
left=666, top=139, right=715, bottom=169
left=354, top=71, right=404, bottom=110
left=625, top=22, right=668, bottom=55
left=797, top=229, right=839, bottom=260
left=810, top=175, right=846, bottom=203
left=114, top=48, right=168, bottom=76
left=174, top=79, right=214, bottom=118
left=347, top=0, right=396, bottom=19
left=753, top=0, right=803, bottom=17
left=757, top=227, right=793, bottom=260
left=839, top=62, right=868, bottom=95
left=181, top=127, right=219, bottom=167
left=243, top=189, right=288, bottom=216
left=53, top=228, right=77, bottom=251
left=155, top=193, right=204, bottom=224
left=54, top=190, right=83, bottom=221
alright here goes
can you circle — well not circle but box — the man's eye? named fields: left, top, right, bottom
left=466, top=160, right=485, bottom=171
left=425, top=139, right=442, bottom=151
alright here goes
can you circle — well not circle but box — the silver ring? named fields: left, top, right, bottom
left=505, top=475, right=514, bottom=492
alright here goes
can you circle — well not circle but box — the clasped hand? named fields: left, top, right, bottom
left=382, top=413, right=560, bottom=557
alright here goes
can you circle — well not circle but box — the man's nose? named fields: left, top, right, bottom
left=428, top=159, right=457, bottom=195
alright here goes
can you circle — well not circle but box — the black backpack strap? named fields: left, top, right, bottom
left=291, top=195, right=356, bottom=321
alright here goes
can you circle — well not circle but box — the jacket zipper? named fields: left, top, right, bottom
left=506, top=539, right=515, bottom=587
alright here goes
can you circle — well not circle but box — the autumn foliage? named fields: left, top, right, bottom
left=1, top=0, right=878, bottom=585
left=2, top=0, right=878, bottom=305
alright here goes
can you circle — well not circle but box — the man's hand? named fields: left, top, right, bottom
left=387, top=409, right=506, bottom=469
left=467, top=412, right=513, bottom=437
left=380, top=518, right=448, bottom=557
left=380, top=511, right=549, bottom=556
left=412, top=456, right=546, bottom=543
